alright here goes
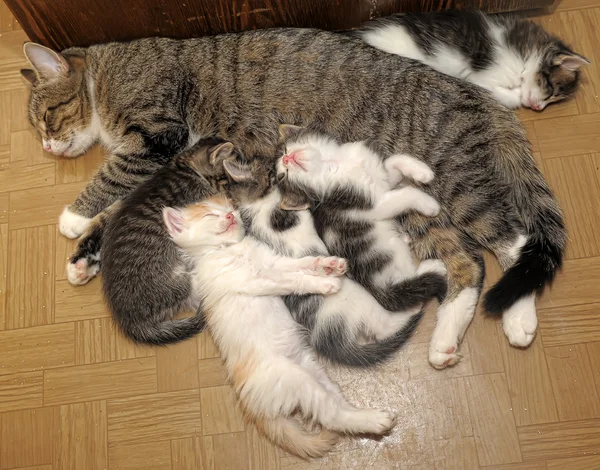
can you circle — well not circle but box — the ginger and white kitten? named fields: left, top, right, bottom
left=360, top=11, right=589, bottom=110
left=221, top=154, right=429, bottom=367
left=277, top=128, right=447, bottom=315
left=164, top=194, right=396, bottom=458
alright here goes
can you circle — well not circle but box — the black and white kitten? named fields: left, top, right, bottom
left=220, top=153, right=439, bottom=367
left=359, top=10, right=589, bottom=110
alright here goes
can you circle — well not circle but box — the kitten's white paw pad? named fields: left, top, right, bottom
left=503, top=312, right=537, bottom=348
left=363, top=410, right=397, bottom=434
left=317, top=277, right=342, bottom=295
left=66, top=258, right=99, bottom=286
left=59, top=207, right=91, bottom=239
left=313, top=257, right=348, bottom=276
left=418, top=197, right=441, bottom=217
left=417, top=259, right=447, bottom=277
left=429, top=343, right=460, bottom=369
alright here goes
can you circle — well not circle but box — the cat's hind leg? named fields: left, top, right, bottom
left=67, top=200, right=122, bottom=286
left=384, top=153, right=435, bottom=185
left=371, top=186, right=440, bottom=220
left=412, top=227, right=483, bottom=369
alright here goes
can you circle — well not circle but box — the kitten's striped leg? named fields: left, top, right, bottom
left=66, top=200, right=122, bottom=286
left=59, top=154, right=161, bottom=238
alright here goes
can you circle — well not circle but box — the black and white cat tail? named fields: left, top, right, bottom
left=483, top=114, right=566, bottom=316
left=370, top=272, right=447, bottom=312
left=313, top=311, right=423, bottom=367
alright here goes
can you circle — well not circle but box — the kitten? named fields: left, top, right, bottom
left=220, top=153, right=434, bottom=367
left=74, top=139, right=237, bottom=345
left=359, top=11, right=589, bottom=110
left=274, top=126, right=503, bottom=368
left=164, top=194, right=396, bottom=458
left=276, top=127, right=447, bottom=312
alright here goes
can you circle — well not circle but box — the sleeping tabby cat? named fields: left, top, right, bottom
left=22, top=29, right=565, bottom=366
left=359, top=10, right=589, bottom=110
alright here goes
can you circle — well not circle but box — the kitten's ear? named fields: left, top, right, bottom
left=554, top=53, right=590, bottom=71
left=163, top=207, right=186, bottom=236
left=280, top=193, right=310, bottom=211
left=20, top=68, right=38, bottom=86
left=278, top=124, right=304, bottom=144
left=208, top=142, right=235, bottom=166
left=223, top=158, right=253, bottom=182
left=23, top=42, right=69, bottom=81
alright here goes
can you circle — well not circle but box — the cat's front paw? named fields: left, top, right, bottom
left=66, top=258, right=100, bottom=286
left=315, top=277, right=342, bottom=295
left=417, top=196, right=441, bottom=217
left=361, top=410, right=397, bottom=435
left=312, top=257, right=348, bottom=276
left=59, top=207, right=91, bottom=239
left=416, top=259, right=447, bottom=277
left=429, top=341, right=461, bottom=369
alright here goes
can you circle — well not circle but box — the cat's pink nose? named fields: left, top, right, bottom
left=226, top=212, right=235, bottom=222
left=282, top=155, right=291, bottom=165
left=43, top=142, right=51, bottom=151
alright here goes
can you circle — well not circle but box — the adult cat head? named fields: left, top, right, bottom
left=517, top=24, right=589, bottom=110
left=21, top=42, right=94, bottom=157
left=164, top=194, right=244, bottom=250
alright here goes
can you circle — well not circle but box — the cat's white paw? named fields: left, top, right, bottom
left=502, top=296, right=537, bottom=347
left=59, top=207, right=91, bottom=239
left=313, top=257, right=348, bottom=276
left=406, top=163, right=435, bottom=184
left=316, top=277, right=342, bottom=295
left=66, top=258, right=100, bottom=286
left=429, top=341, right=461, bottom=369
left=417, top=196, right=441, bottom=217
left=416, top=259, right=447, bottom=277
left=362, top=410, right=397, bottom=434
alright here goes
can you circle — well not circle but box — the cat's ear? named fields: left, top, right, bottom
left=208, top=142, right=235, bottom=166
left=554, top=53, right=590, bottom=71
left=162, top=207, right=186, bottom=236
left=20, top=68, right=38, bottom=86
left=223, top=158, right=253, bottom=182
left=23, top=42, right=69, bottom=82
left=278, top=124, right=304, bottom=144
left=280, top=192, right=310, bottom=211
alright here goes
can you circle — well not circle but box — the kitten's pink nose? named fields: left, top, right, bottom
left=43, top=142, right=51, bottom=152
left=226, top=212, right=235, bottom=222
left=282, top=154, right=292, bottom=165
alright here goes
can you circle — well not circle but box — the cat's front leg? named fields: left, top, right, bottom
left=59, top=154, right=161, bottom=239
left=384, top=154, right=435, bottom=186
left=273, top=256, right=348, bottom=277
left=488, top=86, right=522, bottom=109
left=371, top=187, right=440, bottom=220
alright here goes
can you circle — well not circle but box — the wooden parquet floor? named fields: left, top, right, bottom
left=1, top=1, right=600, bottom=468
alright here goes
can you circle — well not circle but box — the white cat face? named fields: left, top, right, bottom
left=163, top=194, right=245, bottom=249
left=277, top=135, right=341, bottom=194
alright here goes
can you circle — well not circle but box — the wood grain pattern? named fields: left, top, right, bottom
left=5, top=0, right=553, bottom=51
left=0, top=4, right=599, bottom=469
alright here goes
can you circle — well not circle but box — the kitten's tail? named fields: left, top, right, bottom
left=484, top=114, right=566, bottom=315
left=314, top=311, right=423, bottom=367
left=254, top=415, right=339, bottom=459
left=124, top=310, right=206, bottom=346
left=370, top=272, right=447, bottom=312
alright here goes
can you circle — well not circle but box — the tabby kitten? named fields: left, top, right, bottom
left=275, top=127, right=542, bottom=368
left=165, top=194, right=396, bottom=458
left=359, top=10, right=589, bottom=110
left=85, top=139, right=236, bottom=345
left=220, top=151, right=435, bottom=367
left=22, top=29, right=565, bottom=366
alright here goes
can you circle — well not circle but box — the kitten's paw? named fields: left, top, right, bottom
left=59, top=207, right=91, bottom=239
left=66, top=258, right=100, bottom=286
left=416, top=259, right=447, bottom=277
left=503, top=301, right=537, bottom=347
left=313, top=257, right=348, bottom=276
left=316, top=277, right=342, bottom=295
left=429, top=341, right=461, bottom=369
left=417, top=196, right=441, bottom=217
left=362, top=410, right=397, bottom=435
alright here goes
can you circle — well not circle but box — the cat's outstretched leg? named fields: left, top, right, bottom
left=371, top=186, right=440, bottom=220
left=60, top=155, right=162, bottom=238
left=384, top=154, right=435, bottom=186
left=484, top=85, right=522, bottom=109
left=489, top=234, right=538, bottom=347
left=67, top=200, right=123, bottom=286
